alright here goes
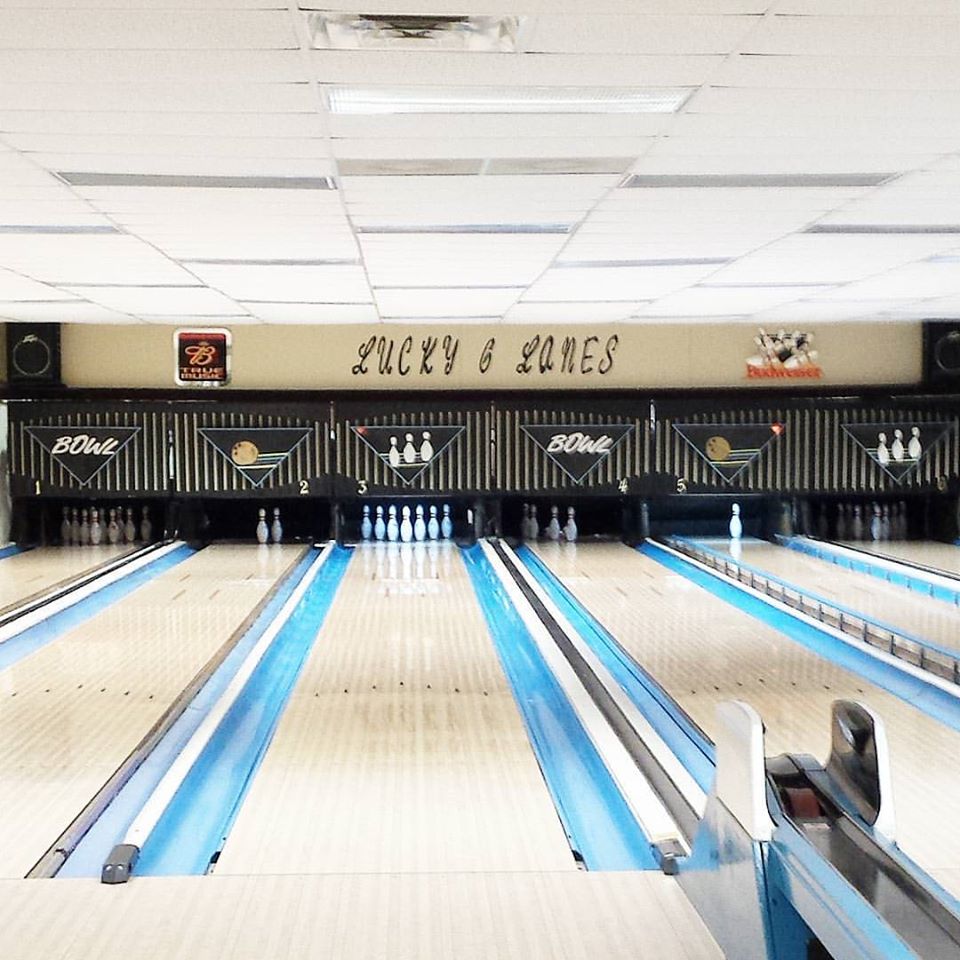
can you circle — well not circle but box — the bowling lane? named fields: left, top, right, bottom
left=839, top=540, right=960, bottom=578
left=215, top=542, right=575, bottom=876
left=0, top=545, right=133, bottom=615
left=704, top=538, right=960, bottom=653
left=533, top=542, right=960, bottom=900
left=0, top=544, right=302, bottom=878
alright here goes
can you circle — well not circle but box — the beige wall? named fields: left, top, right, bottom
left=60, top=321, right=922, bottom=391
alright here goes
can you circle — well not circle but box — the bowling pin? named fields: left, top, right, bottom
left=124, top=508, right=136, bottom=544
left=420, top=431, right=434, bottom=463
left=546, top=506, right=561, bottom=542
left=361, top=505, right=373, bottom=541
left=400, top=505, right=413, bottom=543
left=388, top=436, right=401, bottom=468
left=89, top=508, right=102, bottom=546
left=80, top=509, right=90, bottom=546
left=414, top=504, right=426, bottom=542
left=440, top=504, right=453, bottom=540
left=891, top=429, right=905, bottom=462
left=107, top=508, right=120, bottom=545
left=728, top=503, right=742, bottom=540
left=908, top=426, right=922, bottom=460
left=563, top=506, right=578, bottom=543
left=387, top=505, right=399, bottom=542
left=140, top=506, right=152, bottom=543
left=374, top=505, right=386, bottom=542
left=71, top=508, right=80, bottom=545
left=852, top=504, right=863, bottom=541
left=61, top=506, right=71, bottom=545
left=876, top=432, right=890, bottom=466
left=528, top=505, right=539, bottom=541
left=271, top=507, right=282, bottom=544
left=256, top=507, right=269, bottom=544
left=869, top=504, right=881, bottom=541
left=427, top=505, right=440, bottom=541
left=880, top=504, right=891, bottom=541
left=402, top=433, right=417, bottom=465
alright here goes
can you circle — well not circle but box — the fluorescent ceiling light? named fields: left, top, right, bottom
left=620, top=173, right=894, bottom=189
left=326, top=85, right=692, bottom=116
left=308, top=13, right=521, bottom=52
left=0, top=224, right=119, bottom=234
left=805, top=224, right=960, bottom=234
left=56, top=173, right=337, bottom=190
left=357, top=224, right=572, bottom=235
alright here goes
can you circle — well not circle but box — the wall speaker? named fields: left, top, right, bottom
left=6, top=323, right=61, bottom=386
left=923, top=320, right=960, bottom=389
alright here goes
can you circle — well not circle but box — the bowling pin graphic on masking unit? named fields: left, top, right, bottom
left=891, top=429, right=905, bottom=462
left=402, top=433, right=417, bottom=465
left=414, top=504, right=426, bottom=542
left=256, top=508, right=269, bottom=544
left=361, top=505, right=373, bottom=541
left=388, top=437, right=401, bottom=468
left=89, top=508, right=102, bottom=546
left=420, top=431, right=434, bottom=462
left=728, top=503, right=742, bottom=540
left=427, top=505, right=440, bottom=541
left=400, top=505, right=413, bottom=543
left=374, top=505, right=386, bottom=542
left=441, top=504, right=453, bottom=540
left=563, top=506, right=578, bottom=543
left=908, top=426, right=922, bottom=460
left=876, top=432, right=890, bottom=466
left=387, top=505, right=399, bottom=542
left=107, top=508, right=120, bottom=545
left=271, top=507, right=282, bottom=544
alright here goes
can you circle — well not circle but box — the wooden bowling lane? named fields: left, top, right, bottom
left=0, top=545, right=133, bottom=616
left=215, top=542, right=576, bottom=876
left=0, top=544, right=303, bottom=879
left=710, top=539, right=960, bottom=653
left=842, top=540, right=960, bottom=579
left=533, top=542, right=960, bottom=902
left=0, top=870, right=723, bottom=960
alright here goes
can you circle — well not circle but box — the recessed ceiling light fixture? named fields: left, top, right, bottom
left=620, top=173, right=894, bottom=188
left=356, top=223, right=572, bottom=234
left=805, top=224, right=960, bottom=234
left=56, top=173, right=337, bottom=190
left=307, top=13, right=522, bottom=52
left=325, top=85, right=692, bottom=115
left=0, top=224, right=119, bottom=234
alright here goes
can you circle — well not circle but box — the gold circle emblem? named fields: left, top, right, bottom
left=705, top=435, right=731, bottom=462
left=231, top=440, right=259, bottom=466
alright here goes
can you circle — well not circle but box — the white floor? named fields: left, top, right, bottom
left=533, top=541, right=960, bottom=902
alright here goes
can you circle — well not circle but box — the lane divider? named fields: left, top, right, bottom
left=101, top=543, right=335, bottom=884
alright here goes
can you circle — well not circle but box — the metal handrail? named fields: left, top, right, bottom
left=664, top=537, right=960, bottom=688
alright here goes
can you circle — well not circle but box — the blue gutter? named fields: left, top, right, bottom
left=645, top=541, right=960, bottom=735
left=60, top=546, right=324, bottom=877
left=781, top=536, right=960, bottom=607
left=675, top=535, right=960, bottom=667
left=0, top=544, right=193, bottom=673
left=517, top=545, right=715, bottom=795
left=0, top=544, right=26, bottom=561
left=132, top=546, right=350, bottom=876
left=464, top=544, right=657, bottom=871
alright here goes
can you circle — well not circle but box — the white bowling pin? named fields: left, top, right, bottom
left=140, top=506, right=152, bottom=543
left=124, top=508, right=136, bottom=544
left=388, top=436, right=401, bottom=468
left=256, top=507, right=269, bottom=544
left=907, top=426, right=921, bottom=460
left=387, top=505, right=399, bottom=542
left=563, top=506, right=578, bottom=543
left=546, top=506, right=561, bottom=542
left=876, top=432, right=890, bottom=465
left=271, top=507, right=283, bottom=544
left=880, top=504, right=891, bottom=541
left=420, top=431, right=434, bottom=462
left=440, top=504, right=453, bottom=540
left=400, top=504, right=413, bottom=543
left=402, top=433, right=417, bottom=464
left=852, top=504, right=863, bottom=540
left=107, top=508, right=120, bottom=545
left=374, top=505, right=386, bottom=542
left=71, top=508, right=80, bottom=545
left=361, top=505, right=373, bottom=541
left=89, top=508, right=102, bottom=545
left=527, top=505, right=538, bottom=541
left=891, top=429, right=905, bottom=462
left=61, top=507, right=71, bottom=545
left=728, top=503, right=742, bottom=540
left=414, top=504, right=426, bottom=542
left=427, top=505, right=440, bottom=541
left=520, top=503, right=530, bottom=541
left=869, top=505, right=881, bottom=541
left=80, top=509, right=90, bottom=546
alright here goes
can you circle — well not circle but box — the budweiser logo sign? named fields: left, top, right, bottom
left=521, top=422, right=633, bottom=483
left=26, top=426, right=140, bottom=486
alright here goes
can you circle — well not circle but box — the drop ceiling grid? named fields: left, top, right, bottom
left=0, top=4, right=955, bottom=323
